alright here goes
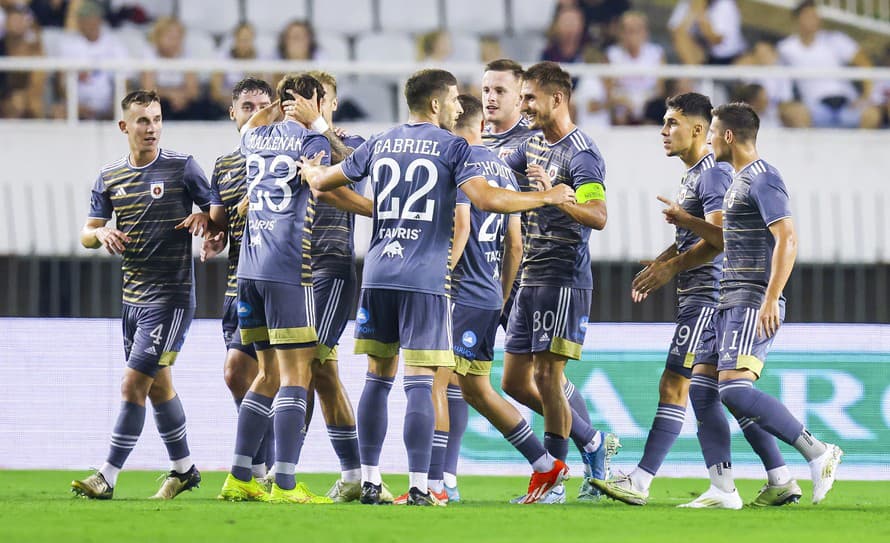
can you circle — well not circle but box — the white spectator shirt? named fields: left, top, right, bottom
left=59, top=29, right=129, bottom=114
left=574, top=76, right=610, bottom=128
left=777, top=31, right=860, bottom=107
left=606, top=42, right=664, bottom=117
left=871, top=79, right=890, bottom=106
left=668, top=0, right=746, bottom=60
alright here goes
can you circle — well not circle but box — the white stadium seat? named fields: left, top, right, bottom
left=354, top=32, right=416, bottom=62
left=449, top=33, right=481, bottom=62
left=178, top=0, right=240, bottom=36
left=113, top=26, right=151, bottom=59
left=312, top=0, right=374, bottom=35
left=511, top=0, right=558, bottom=34
left=379, top=0, right=440, bottom=34
left=317, top=33, right=351, bottom=61
left=184, top=29, right=217, bottom=59
left=446, top=0, right=507, bottom=35
left=245, top=0, right=309, bottom=34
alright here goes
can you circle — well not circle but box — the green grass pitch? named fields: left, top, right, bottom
left=1, top=471, right=888, bottom=543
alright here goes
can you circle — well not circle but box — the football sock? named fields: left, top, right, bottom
left=231, top=391, right=273, bottom=482
left=564, top=380, right=593, bottom=453
left=273, top=386, right=308, bottom=491
left=544, top=432, right=569, bottom=462
left=689, top=375, right=731, bottom=468
left=428, top=430, right=448, bottom=487
left=357, top=372, right=394, bottom=471
left=105, top=401, right=146, bottom=483
left=718, top=379, right=806, bottom=445
left=628, top=467, right=655, bottom=492
left=443, top=384, right=467, bottom=480
left=153, top=395, right=190, bottom=471
left=708, top=462, right=736, bottom=493
left=793, top=429, right=828, bottom=462
left=638, top=403, right=685, bottom=476
left=403, top=375, right=435, bottom=481
left=327, top=424, right=361, bottom=475
left=767, top=465, right=793, bottom=486
left=504, top=420, right=551, bottom=471
left=735, top=415, right=786, bottom=471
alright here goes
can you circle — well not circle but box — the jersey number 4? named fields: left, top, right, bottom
left=245, top=153, right=297, bottom=212
left=373, top=158, right=437, bottom=221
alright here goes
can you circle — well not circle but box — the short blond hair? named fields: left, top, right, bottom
left=306, top=70, right=337, bottom=96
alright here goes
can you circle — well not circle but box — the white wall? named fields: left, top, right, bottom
left=0, top=121, right=888, bottom=262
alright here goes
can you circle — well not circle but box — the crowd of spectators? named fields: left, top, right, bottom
left=0, top=0, right=887, bottom=128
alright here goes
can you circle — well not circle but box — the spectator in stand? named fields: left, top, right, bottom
left=605, top=11, right=664, bottom=125
left=418, top=30, right=453, bottom=62
left=541, top=5, right=592, bottom=64
left=669, top=0, right=747, bottom=65
left=58, top=0, right=128, bottom=119
left=777, top=0, right=880, bottom=128
left=0, top=2, right=46, bottom=118
left=30, top=0, right=68, bottom=28
left=578, top=0, right=631, bottom=49
left=140, top=16, right=206, bottom=120
left=274, top=19, right=319, bottom=82
left=480, top=35, right=504, bottom=64
left=734, top=40, right=810, bottom=128
left=210, top=22, right=263, bottom=111
left=573, top=48, right=610, bottom=129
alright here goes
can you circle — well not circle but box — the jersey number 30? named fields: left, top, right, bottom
left=373, top=157, right=437, bottom=221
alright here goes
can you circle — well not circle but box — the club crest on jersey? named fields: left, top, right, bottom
left=150, top=181, right=164, bottom=199
left=382, top=240, right=404, bottom=258
left=461, top=330, right=477, bottom=348
left=677, top=185, right=690, bottom=201
left=726, top=190, right=738, bottom=208
left=547, top=165, right=559, bottom=180
left=497, top=148, right=513, bottom=160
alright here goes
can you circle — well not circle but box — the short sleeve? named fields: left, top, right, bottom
left=182, top=156, right=217, bottom=211
left=209, top=157, right=223, bottom=193
left=302, top=133, right=332, bottom=167
left=697, top=166, right=732, bottom=215
left=569, top=149, right=606, bottom=190
left=449, top=138, right=481, bottom=187
left=667, top=1, right=690, bottom=30
left=88, top=174, right=113, bottom=220
left=456, top=187, right=470, bottom=205
left=708, top=1, right=740, bottom=37
left=503, top=139, right=528, bottom=173
left=749, top=172, right=792, bottom=226
left=829, top=31, right=859, bottom=64
left=341, top=137, right=373, bottom=182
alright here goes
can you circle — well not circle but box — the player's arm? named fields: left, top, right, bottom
left=81, top=218, right=131, bottom=254
left=758, top=217, right=797, bottom=338
left=659, top=195, right=723, bottom=250
left=631, top=243, right=677, bottom=302
left=241, top=99, right=282, bottom=133
left=500, top=214, right=522, bottom=309
left=450, top=203, right=471, bottom=271
left=527, top=153, right=607, bottom=229
left=314, top=185, right=372, bottom=217
left=461, top=176, right=574, bottom=213
left=632, top=210, right=723, bottom=297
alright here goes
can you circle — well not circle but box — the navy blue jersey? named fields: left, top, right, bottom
left=482, top=118, right=538, bottom=164
left=341, top=122, right=481, bottom=295
left=720, top=159, right=793, bottom=309
left=238, top=120, right=331, bottom=286
left=89, top=149, right=218, bottom=306
left=675, top=153, right=733, bottom=307
left=311, top=133, right=367, bottom=277
left=504, top=128, right=605, bottom=289
left=452, top=145, right=519, bottom=310
left=210, top=148, right=247, bottom=298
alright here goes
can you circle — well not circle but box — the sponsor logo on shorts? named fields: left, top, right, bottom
left=144, top=345, right=158, bottom=355
left=356, top=307, right=369, bottom=324
left=671, top=346, right=681, bottom=355
left=579, top=316, right=588, bottom=332
left=539, top=332, right=550, bottom=343
left=461, top=330, right=477, bottom=348
left=237, top=302, right=252, bottom=318
left=382, top=240, right=404, bottom=258
left=453, top=345, right=475, bottom=358
left=150, top=181, right=164, bottom=199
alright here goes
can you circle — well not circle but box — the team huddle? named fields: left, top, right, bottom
left=70, top=58, right=843, bottom=508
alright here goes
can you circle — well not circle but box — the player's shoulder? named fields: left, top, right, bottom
left=98, top=155, right=129, bottom=177
left=157, top=149, right=195, bottom=170
left=747, top=159, right=785, bottom=187
left=698, top=155, right=732, bottom=180
left=342, top=134, right=366, bottom=148
left=467, top=143, right=499, bottom=163
left=214, top=147, right=242, bottom=166
left=565, top=128, right=603, bottom=160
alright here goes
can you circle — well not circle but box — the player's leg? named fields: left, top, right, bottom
left=425, top=365, right=452, bottom=500
left=310, top=274, right=362, bottom=501
left=397, top=291, right=453, bottom=506
left=443, top=372, right=466, bottom=501
left=715, top=306, right=842, bottom=504
left=220, top=280, right=278, bottom=501
left=354, top=288, right=400, bottom=504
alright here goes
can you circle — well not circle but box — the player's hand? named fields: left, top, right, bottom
left=658, top=195, right=693, bottom=227
left=236, top=195, right=249, bottom=217
left=542, top=183, right=575, bottom=206
left=298, top=151, right=327, bottom=185
left=96, top=226, right=131, bottom=255
left=284, top=89, right=322, bottom=127
left=526, top=163, right=553, bottom=191
left=175, top=212, right=211, bottom=237
left=757, top=297, right=782, bottom=338
left=333, top=126, right=349, bottom=139
left=201, top=235, right=225, bottom=262
left=632, top=259, right=677, bottom=297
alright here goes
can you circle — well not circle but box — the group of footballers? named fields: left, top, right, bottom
left=69, top=56, right=843, bottom=508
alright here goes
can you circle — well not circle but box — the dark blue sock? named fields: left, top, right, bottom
left=428, top=430, right=448, bottom=481
left=564, top=380, right=593, bottom=452
left=107, top=401, right=146, bottom=469
left=444, top=384, right=467, bottom=478
left=273, top=386, right=308, bottom=491
left=403, top=375, right=435, bottom=475
left=736, top=415, right=786, bottom=471
left=689, top=375, right=731, bottom=468
left=719, top=379, right=804, bottom=444
left=231, top=391, right=273, bottom=481
left=638, top=403, right=685, bottom=476
left=504, top=420, right=548, bottom=465
left=327, top=425, right=361, bottom=471
left=357, top=372, right=394, bottom=467
left=153, top=395, right=190, bottom=463
left=544, top=432, right=569, bottom=462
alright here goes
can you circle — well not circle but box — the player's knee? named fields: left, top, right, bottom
left=532, top=364, right=559, bottom=392
left=312, top=367, right=340, bottom=396
left=120, top=373, right=151, bottom=403
left=500, top=374, right=528, bottom=402
left=658, top=371, right=689, bottom=405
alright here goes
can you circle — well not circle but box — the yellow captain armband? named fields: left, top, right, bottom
left=576, top=182, right=605, bottom=203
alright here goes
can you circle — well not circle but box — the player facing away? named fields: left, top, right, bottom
left=667, top=102, right=843, bottom=507
left=501, top=62, right=620, bottom=503
left=282, top=70, right=377, bottom=503
left=218, top=74, right=332, bottom=504
left=299, top=69, right=575, bottom=506
left=72, top=90, right=226, bottom=500
left=202, top=77, right=275, bottom=484
left=593, top=93, right=799, bottom=508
